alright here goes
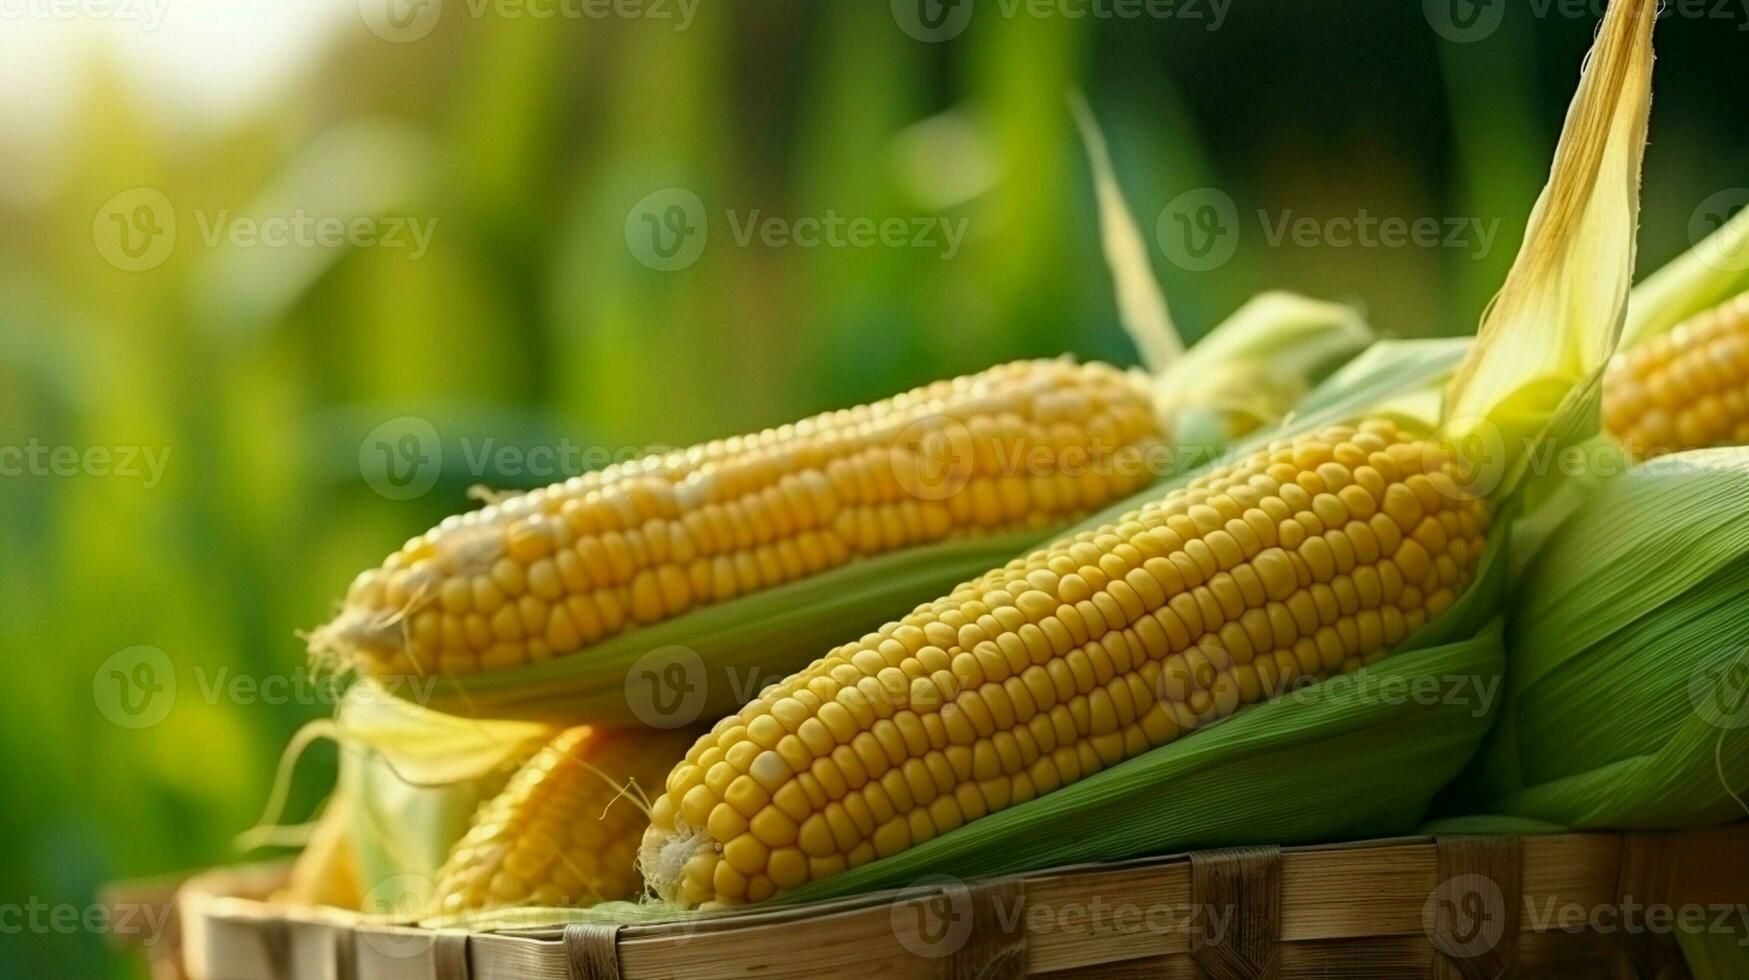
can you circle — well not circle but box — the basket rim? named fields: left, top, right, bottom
left=167, top=823, right=1749, bottom=979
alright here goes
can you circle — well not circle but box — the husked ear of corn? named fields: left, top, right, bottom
left=433, top=726, right=691, bottom=914
left=314, top=359, right=1163, bottom=679
left=641, top=420, right=1489, bottom=906
left=1604, top=291, right=1749, bottom=459
left=642, top=0, right=1656, bottom=907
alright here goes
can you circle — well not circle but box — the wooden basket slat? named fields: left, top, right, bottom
left=1522, top=832, right=1623, bottom=918
left=1280, top=936, right=1434, bottom=979
left=164, top=824, right=1749, bottom=980
left=1021, top=864, right=1189, bottom=972
left=1511, top=929, right=1635, bottom=980
left=1666, top=823, right=1749, bottom=905
left=1280, top=845, right=1429, bottom=939
left=621, top=896, right=936, bottom=979
left=1034, top=952, right=1199, bottom=979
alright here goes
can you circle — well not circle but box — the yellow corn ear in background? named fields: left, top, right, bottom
left=641, top=420, right=1489, bottom=906
left=432, top=726, right=692, bottom=914
left=314, top=359, right=1162, bottom=679
left=1605, top=291, right=1749, bottom=459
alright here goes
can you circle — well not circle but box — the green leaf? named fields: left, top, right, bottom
left=1445, top=449, right=1749, bottom=828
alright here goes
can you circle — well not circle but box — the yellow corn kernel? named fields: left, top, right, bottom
left=431, top=726, right=690, bottom=914
left=640, top=421, right=1490, bottom=907
left=314, top=360, right=1162, bottom=676
left=1605, top=291, right=1749, bottom=459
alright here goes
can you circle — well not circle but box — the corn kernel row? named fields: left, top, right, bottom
left=641, top=421, right=1490, bottom=906
left=432, top=726, right=690, bottom=914
left=1605, top=291, right=1749, bottom=459
left=316, top=360, right=1162, bottom=677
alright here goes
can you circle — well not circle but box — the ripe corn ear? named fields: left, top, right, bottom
left=314, top=360, right=1163, bottom=679
left=1605, top=291, right=1749, bottom=459
left=640, top=420, right=1490, bottom=907
left=432, top=726, right=690, bottom=914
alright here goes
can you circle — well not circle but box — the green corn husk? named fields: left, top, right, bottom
left=1514, top=166, right=1749, bottom=576
left=346, top=720, right=562, bottom=912
left=342, top=743, right=514, bottom=913
left=1678, top=922, right=1749, bottom=980
left=1430, top=452, right=1749, bottom=980
left=1437, top=448, right=1749, bottom=828
left=248, top=686, right=560, bottom=910
left=456, top=0, right=1657, bottom=927
left=1425, top=211, right=1749, bottom=980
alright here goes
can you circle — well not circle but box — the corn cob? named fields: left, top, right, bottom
left=431, top=726, right=690, bottom=914
left=314, top=360, right=1163, bottom=678
left=640, top=420, right=1490, bottom=906
left=1604, top=291, right=1749, bottom=459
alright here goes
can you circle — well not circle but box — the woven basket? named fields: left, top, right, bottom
left=111, top=823, right=1749, bottom=979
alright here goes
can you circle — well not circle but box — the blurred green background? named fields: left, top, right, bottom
left=0, top=1, right=1743, bottom=975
